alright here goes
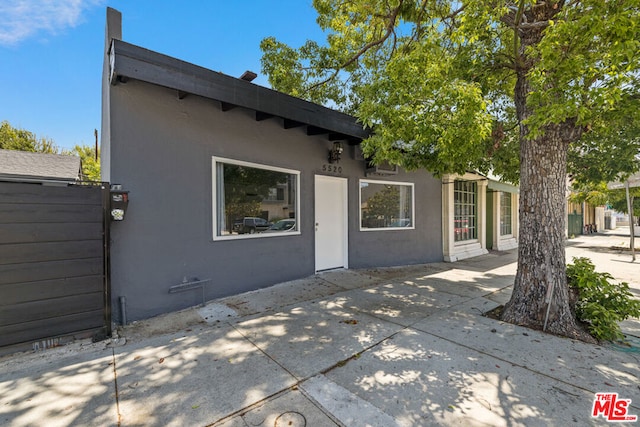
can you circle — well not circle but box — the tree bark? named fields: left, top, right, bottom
left=502, top=122, right=592, bottom=341
left=500, top=5, right=594, bottom=342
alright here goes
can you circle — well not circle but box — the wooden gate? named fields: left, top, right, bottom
left=0, top=181, right=110, bottom=349
left=567, top=213, right=584, bottom=237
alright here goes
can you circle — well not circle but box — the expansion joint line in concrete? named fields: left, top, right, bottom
left=229, top=322, right=299, bottom=380
left=204, top=387, right=300, bottom=427
left=319, top=330, right=405, bottom=376
left=110, top=348, right=123, bottom=426
left=217, top=322, right=404, bottom=426
left=416, top=324, right=619, bottom=402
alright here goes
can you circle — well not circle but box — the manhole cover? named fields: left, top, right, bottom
left=274, top=411, right=306, bottom=427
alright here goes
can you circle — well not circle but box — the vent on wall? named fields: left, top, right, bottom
left=366, top=160, right=399, bottom=176
left=355, top=145, right=400, bottom=175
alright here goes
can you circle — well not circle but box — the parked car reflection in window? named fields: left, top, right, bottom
left=262, top=219, right=296, bottom=233
left=232, top=217, right=272, bottom=234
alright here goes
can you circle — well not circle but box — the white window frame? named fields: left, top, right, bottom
left=359, top=179, right=415, bottom=231
left=500, top=192, right=513, bottom=236
left=442, top=173, right=488, bottom=262
left=453, top=180, right=478, bottom=243
left=212, top=157, right=301, bottom=241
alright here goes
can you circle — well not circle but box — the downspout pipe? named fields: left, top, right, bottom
left=119, top=296, right=127, bottom=325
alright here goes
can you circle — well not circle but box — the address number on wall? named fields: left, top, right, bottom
left=322, top=164, right=343, bottom=174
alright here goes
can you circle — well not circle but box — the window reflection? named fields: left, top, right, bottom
left=214, top=159, right=298, bottom=238
left=360, top=180, right=414, bottom=230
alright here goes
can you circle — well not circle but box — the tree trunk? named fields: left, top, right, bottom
left=501, top=123, right=592, bottom=341
left=500, top=8, right=594, bottom=342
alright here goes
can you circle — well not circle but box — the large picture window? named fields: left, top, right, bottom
left=454, top=180, right=477, bottom=242
left=212, top=157, right=299, bottom=239
left=500, top=192, right=512, bottom=236
left=360, top=180, right=414, bottom=230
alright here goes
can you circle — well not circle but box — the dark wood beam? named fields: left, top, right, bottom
left=329, top=132, right=350, bottom=141
left=283, top=119, right=304, bottom=129
left=307, top=125, right=328, bottom=136
left=255, top=111, right=274, bottom=121
left=220, top=102, right=236, bottom=112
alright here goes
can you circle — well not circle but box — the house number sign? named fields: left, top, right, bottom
left=321, top=164, right=343, bottom=174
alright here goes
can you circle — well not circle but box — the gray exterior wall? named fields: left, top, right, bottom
left=107, top=79, right=442, bottom=322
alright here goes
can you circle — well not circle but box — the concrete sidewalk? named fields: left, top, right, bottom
left=1, top=232, right=639, bottom=426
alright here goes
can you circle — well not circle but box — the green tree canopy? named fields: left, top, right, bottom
left=363, top=185, right=401, bottom=224
left=262, top=1, right=640, bottom=182
left=0, top=120, right=58, bottom=153
left=608, top=188, right=640, bottom=216
left=261, top=0, right=640, bottom=341
left=70, top=144, right=101, bottom=182
left=1, top=120, right=101, bottom=181
left=568, top=130, right=640, bottom=187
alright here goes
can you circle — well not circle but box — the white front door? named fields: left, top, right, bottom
left=314, top=175, right=348, bottom=271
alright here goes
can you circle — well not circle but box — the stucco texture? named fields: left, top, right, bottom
left=107, top=80, right=442, bottom=322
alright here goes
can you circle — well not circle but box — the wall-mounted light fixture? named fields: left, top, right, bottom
left=110, top=184, right=129, bottom=221
left=328, top=141, right=344, bottom=163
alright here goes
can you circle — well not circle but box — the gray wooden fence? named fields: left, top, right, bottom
left=0, top=181, right=110, bottom=349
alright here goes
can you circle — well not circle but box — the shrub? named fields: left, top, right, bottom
left=566, top=257, right=640, bottom=342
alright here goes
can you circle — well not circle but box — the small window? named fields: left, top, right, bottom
left=213, top=157, right=299, bottom=239
left=265, top=186, right=286, bottom=202
left=454, top=180, right=477, bottom=242
left=500, top=192, right=512, bottom=236
left=360, top=180, right=414, bottom=230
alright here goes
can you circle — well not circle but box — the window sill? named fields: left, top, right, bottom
left=213, top=231, right=301, bottom=241
left=360, top=227, right=415, bottom=232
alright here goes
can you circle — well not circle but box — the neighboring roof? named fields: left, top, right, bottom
left=608, top=172, right=640, bottom=190
left=487, top=179, right=519, bottom=194
left=108, top=39, right=370, bottom=144
left=0, top=149, right=82, bottom=182
left=474, top=171, right=519, bottom=193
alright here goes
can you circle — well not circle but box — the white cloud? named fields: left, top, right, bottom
left=0, top=0, right=104, bottom=46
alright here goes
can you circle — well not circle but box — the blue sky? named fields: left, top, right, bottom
left=0, top=1, right=324, bottom=150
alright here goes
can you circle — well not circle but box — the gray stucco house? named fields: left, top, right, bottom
left=101, top=8, right=517, bottom=323
left=101, top=9, right=441, bottom=322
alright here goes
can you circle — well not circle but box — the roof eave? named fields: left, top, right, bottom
left=109, top=39, right=370, bottom=143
